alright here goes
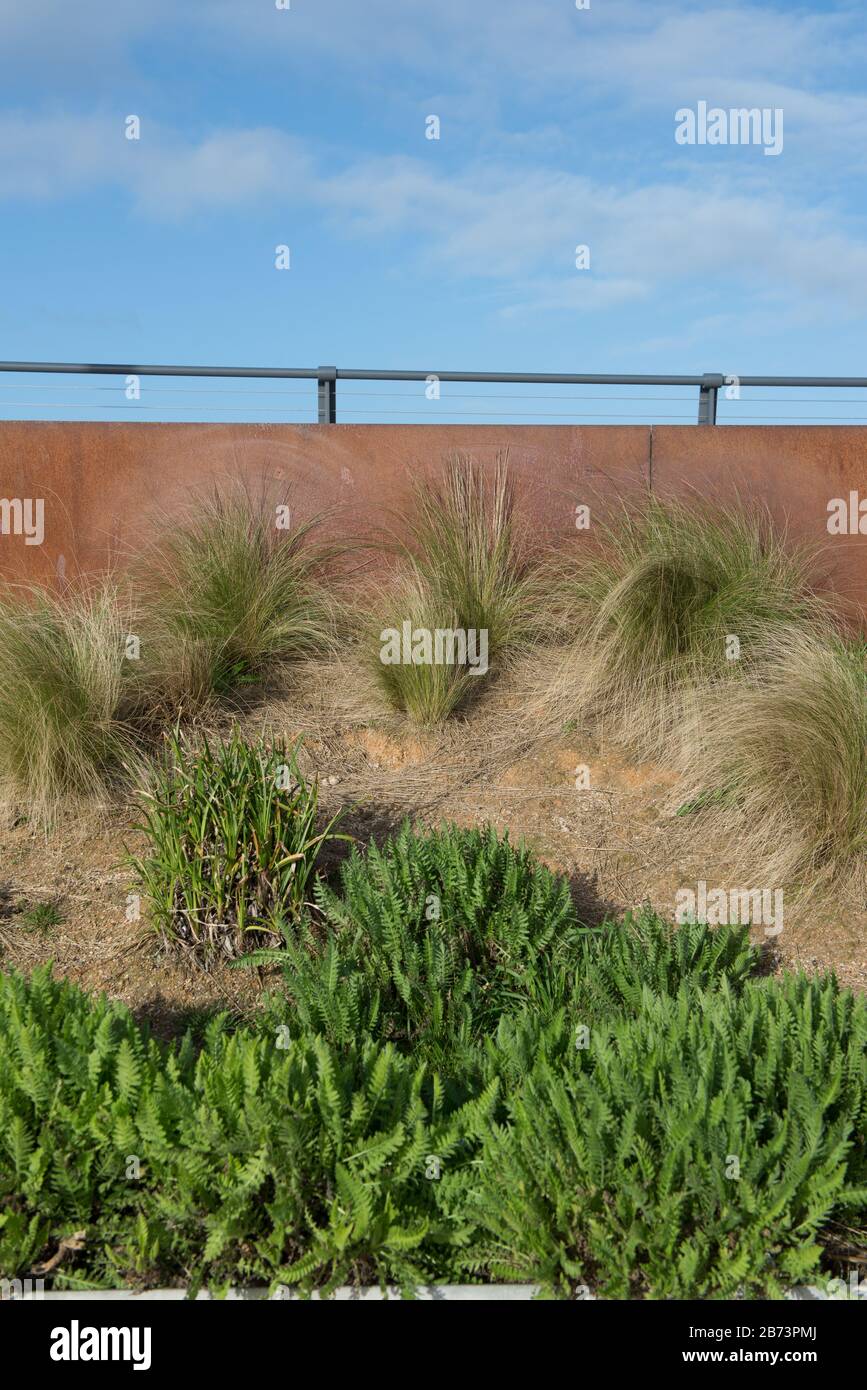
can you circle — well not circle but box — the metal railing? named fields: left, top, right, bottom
left=3, top=361, right=867, bottom=425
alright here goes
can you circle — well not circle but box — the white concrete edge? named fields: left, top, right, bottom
left=5, top=1284, right=864, bottom=1301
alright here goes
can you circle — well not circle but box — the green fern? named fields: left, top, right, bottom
left=245, top=821, right=587, bottom=1067
left=2, top=915, right=866, bottom=1297
left=468, top=972, right=867, bottom=1298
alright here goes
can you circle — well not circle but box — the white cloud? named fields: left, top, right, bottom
left=132, top=130, right=313, bottom=218
left=3, top=104, right=867, bottom=325
left=198, top=0, right=867, bottom=151
left=4, top=1, right=866, bottom=150
left=0, top=113, right=310, bottom=216
left=0, top=113, right=113, bottom=198
left=500, top=276, right=651, bottom=316
left=315, top=153, right=867, bottom=315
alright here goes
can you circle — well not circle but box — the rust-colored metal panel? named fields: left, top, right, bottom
left=0, top=422, right=651, bottom=586
left=0, top=420, right=863, bottom=617
left=651, top=426, right=867, bottom=615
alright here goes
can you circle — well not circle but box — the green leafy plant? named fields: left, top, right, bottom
left=114, top=1020, right=489, bottom=1296
left=129, top=726, right=345, bottom=961
left=0, top=964, right=491, bottom=1293
left=17, top=900, right=64, bottom=931
left=469, top=973, right=867, bottom=1299
left=244, top=821, right=587, bottom=1067
left=573, top=909, right=758, bottom=1019
left=0, top=964, right=172, bottom=1283
left=2, top=924, right=866, bottom=1297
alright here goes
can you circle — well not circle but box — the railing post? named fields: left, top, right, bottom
left=697, top=373, right=723, bottom=425
left=317, top=366, right=337, bottom=423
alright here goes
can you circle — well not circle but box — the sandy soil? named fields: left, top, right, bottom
left=2, top=652, right=865, bottom=1037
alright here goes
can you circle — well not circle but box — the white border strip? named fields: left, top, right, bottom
left=6, top=1284, right=860, bottom=1302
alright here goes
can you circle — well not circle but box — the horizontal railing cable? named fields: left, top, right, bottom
left=3, top=361, right=867, bottom=425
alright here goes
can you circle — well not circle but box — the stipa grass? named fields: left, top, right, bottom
left=370, top=570, right=478, bottom=724
left=129, top=726, right=345, bottom=961
left=544, top=493, right=833, bottom=761
left=373, top=454, right=540, bottom=723
left=135, top=485, right=335, bottom=714
left=408, top=451, right=537, bottom=656
left=679, top=628, right=867, bottom=890
left=0, top=579, right=141, bottom=825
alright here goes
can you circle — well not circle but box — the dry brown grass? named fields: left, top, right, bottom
left=676, top=628, right=867, bottom=895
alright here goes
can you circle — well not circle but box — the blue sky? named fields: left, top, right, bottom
left=1, top=0, right=866, bottom=423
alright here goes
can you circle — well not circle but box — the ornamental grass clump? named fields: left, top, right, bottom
left=679, top=628, right=867, bottom=890
left=372, top=453, right=540, bottom=723
left=545, top=493, right=832, bottom=760
left=0, top=579, right=142, bottom=825
left=135, top=485, right=335, bottom=714
left=407, top=451, right=536, bottom=658
left=371, top=571, right=478, bottom=724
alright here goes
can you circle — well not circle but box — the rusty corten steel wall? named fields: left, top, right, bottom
left=0, top=421, right=864, bottom=614
left=652, top=427, right=867, bottom=618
